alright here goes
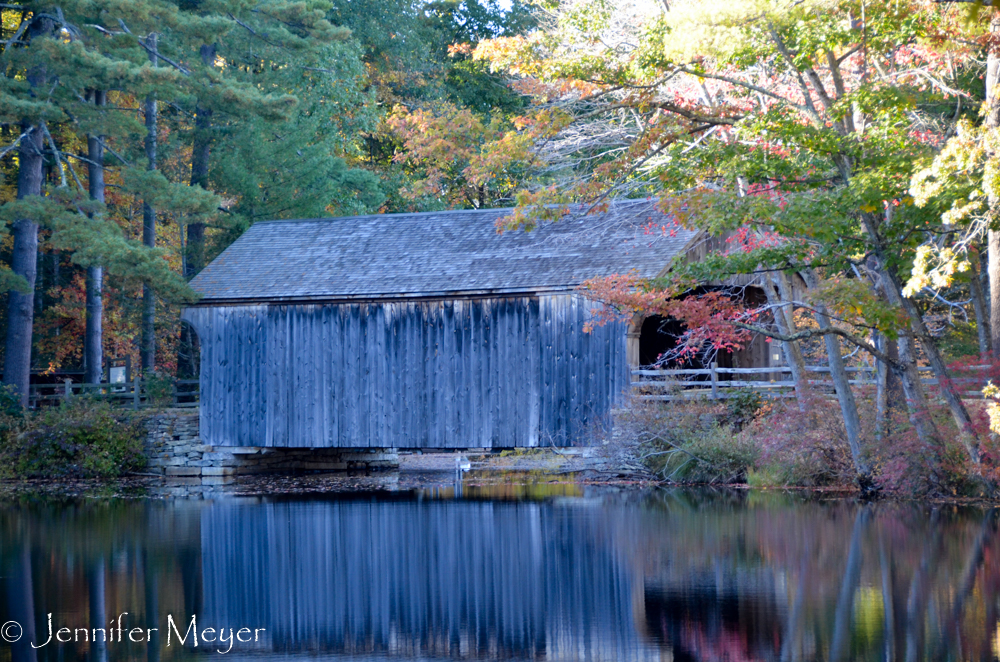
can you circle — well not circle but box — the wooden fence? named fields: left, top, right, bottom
left=27, top=378, right=200, bottom=410
left=632, top=363, right=993, bottom=401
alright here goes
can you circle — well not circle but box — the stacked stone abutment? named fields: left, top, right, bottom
left=144, top=410, right=399, bottom=476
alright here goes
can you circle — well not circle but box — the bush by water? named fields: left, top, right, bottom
left=0, top=395, right=147, bottom=479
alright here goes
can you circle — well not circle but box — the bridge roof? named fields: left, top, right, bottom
left=190, top=200, right=700, bottom=304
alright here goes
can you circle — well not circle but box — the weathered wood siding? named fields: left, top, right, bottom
left=183, top=294, right=628, bottom=448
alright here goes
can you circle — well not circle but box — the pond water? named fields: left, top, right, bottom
left=1, top=483, right=998, bottom=662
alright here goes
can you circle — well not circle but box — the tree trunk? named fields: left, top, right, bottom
left=177, top=43, right=215, bottom=380
left=894, top=271, right=979, bottom=460
left=874, top=332, right=903, bottom=443
left=141, top=34, right=158, bottom=373
left=3, top=15, right=54, bottom=406
left=991, top=229, right=1000, bottom=357
left=801, top=268, right=870, bottom=483
left=969, top=252, right=991, bottom=355
left=860, top=211, right=980, bottom=464
left=84, top=90, right=106, bottom=385
left=988, top=13, right=1000, bottom=356
left=185, top=43, right=216, bottom=280
left=982, top=248, right=991, bottom=332
left=767, top=272, right=809, bottom=410
left=895, top=332, right=943, bottom=450
left=4, top=129, right=43, bottom=407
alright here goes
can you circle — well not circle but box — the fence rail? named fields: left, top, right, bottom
left=27, top=378, right=200, bottom=410
left=632, top=363, right=992, bottom=401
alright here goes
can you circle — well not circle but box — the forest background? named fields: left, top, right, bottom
left=10, top=0, right=1000, bottom=494
left=0, top=0, right=535, bottom=399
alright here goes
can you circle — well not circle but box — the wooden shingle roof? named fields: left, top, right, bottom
left=190, top=200, right=699, bottom=303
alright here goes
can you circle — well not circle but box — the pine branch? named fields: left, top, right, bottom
left=97, top=137, right=130, bottom=166
left=0, top=128, right=30, bottom=159
left=117, top=20, right=190, bottom=76
left=63, top=153, right=86, bottom=192
left=227, top=13, right=280, bottom=48
left=0, top=14, right=30, bottom=50
left=39, top=121, right=67, bottom=188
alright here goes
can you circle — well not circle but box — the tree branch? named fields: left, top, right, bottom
left=0, top=128, right=29, bottom=160
left=39, top=121, right=67, bottom=188
left=677, top=66, right=816, bottom=121
left=0, top=14, right=30, bottom=50
left=735, top=322, right=903, bottom=369
left=117, top=20, right=190, bottom=76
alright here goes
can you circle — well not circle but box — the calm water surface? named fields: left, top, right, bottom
left=1, top=484, right=998, bottom=662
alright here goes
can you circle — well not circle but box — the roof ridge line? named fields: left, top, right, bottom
left=253, top=199, right=661, bottom=226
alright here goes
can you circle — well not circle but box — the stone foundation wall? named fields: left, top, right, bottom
left=144, top=410, right=399, bottom=477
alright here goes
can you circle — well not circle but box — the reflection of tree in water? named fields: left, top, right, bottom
left=3, top=493, right=1000, bottom=662
left=624, top=494, right=1000, bottom=662
left=643, top=571, right=785, bottom=662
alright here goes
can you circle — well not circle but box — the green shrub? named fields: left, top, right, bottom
left=725, top=388, right=765, bottom=429
left=0, top=399, right=147, bottom=479
left=642, top=418, right=759, bottom=484
left=143, top=370, right=175, bottom=407
left=0, top=384, right=26, bottom=445
left=746, top=466, right=785, bottom=489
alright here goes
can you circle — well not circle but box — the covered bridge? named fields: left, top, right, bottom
left=184, top=201, right=766, bottom=449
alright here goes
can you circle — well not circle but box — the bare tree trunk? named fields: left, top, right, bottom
left=896, top=332, right=943, bottom=449
left=141, top=34, right=158, bottom=373
left=3, top=15, right=55, bottom=406
left=981, top=248, right=990, bottom=328
left=895, top=272, right=978, bottom=459
left=84, top=90, right=106, bottom=385
left=861, top=211, right=980, bottom=464
left=969, top=253, right=991, bottom=355
left=987, top=13, right=1000, bottom=356
left=768, top=272, right=809, bottom=409
left=991, top=230, right=1000, bottom=358
left=874, top=333, right=903, bottom=443
left=801, top=269, right=870, bottom=483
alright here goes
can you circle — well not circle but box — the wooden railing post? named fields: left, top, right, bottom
left=133, top=376, right=141, bottom=410
left=64, top=379, right=72, bottom=401
left=710, top=362, right=719, bottom=400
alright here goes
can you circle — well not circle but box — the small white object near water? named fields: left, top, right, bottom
left=456, top=456, right=472, bottom=472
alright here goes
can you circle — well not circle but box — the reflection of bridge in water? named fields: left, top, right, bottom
left=200, top=497, right=660, bottom=661
left=18, top=493, right=947, bottom=662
